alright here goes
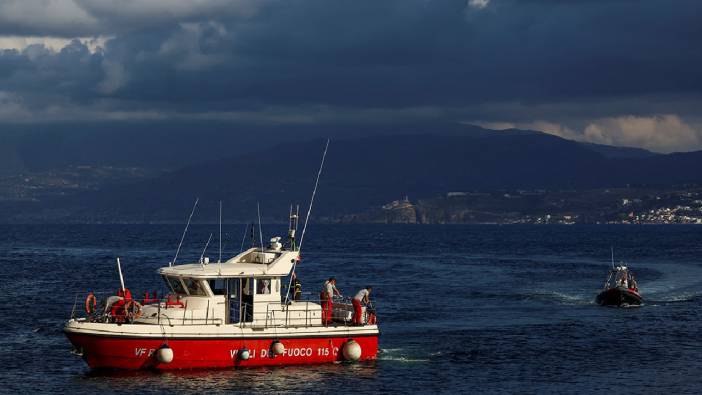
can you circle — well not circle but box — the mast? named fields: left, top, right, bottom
left=288, top=204, right=299, bottom=251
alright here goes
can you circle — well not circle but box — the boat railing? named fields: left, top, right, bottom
left=70, top=291, right=224, bottom=326
left=70, top=291, right=376, bottom=328
left=257, top=294, right=377, bottom=329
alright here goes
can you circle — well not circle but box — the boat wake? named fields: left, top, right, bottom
left=646, top=291, right=702, bottom=304
left=467, top=289, right=592, bottom=305
left=524, top=260, right=702, bottom=306
left=635, top=261, right=702, bottom=304
left=377, top=348, right=429, bottom=363
left=525, top=290, right=594, bottom=306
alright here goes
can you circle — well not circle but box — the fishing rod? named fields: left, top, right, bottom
left=172, top=198, right=199, bottom=267
left=200, top=233, right=213, bottom=267
left=284, top=139, right=330, bottom=304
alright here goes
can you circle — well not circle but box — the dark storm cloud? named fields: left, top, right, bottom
left=1, top=0, right=701, bottom=151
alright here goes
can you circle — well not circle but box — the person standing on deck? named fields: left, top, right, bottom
left=292, top=273, right=302, bottom=301
left=353, top=286, right=372, bottom=325
left=321, top=277, right=341, bottom=324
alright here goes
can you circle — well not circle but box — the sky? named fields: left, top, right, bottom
left=0, top=0, right=701, bottom=153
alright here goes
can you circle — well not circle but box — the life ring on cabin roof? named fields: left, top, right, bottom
left=84, top=293, right=97, bottom=315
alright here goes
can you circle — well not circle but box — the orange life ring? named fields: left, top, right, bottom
left=85, top=293, right=97, bottom=314
left=124, top=300, right=142, bottom=322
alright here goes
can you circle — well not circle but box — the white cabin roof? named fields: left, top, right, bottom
left=158, top=247, right=298, bottom=278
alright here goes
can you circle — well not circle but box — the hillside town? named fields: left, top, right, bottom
left=345, top=188, right=702, bottom=225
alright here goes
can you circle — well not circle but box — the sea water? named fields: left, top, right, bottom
left=1, top=224, right=701, bottom=393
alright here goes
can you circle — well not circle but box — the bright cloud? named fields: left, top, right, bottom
left=483, top=115, right=702, bottom=153
left=0, top=0, right=264, bottom=37
left=582, top=115, right=700, bottom=153
left=0, top=0, right=98, bottom=36
left=0, top=35, right=109, bottom=53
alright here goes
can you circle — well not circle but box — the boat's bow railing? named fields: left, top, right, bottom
left=69, top=291, right=224, bottom=326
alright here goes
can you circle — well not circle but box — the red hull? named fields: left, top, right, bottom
left=65, top=333, right=378, bottom=370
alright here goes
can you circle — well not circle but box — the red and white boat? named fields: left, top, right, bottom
left=64, top=142, right=380, bottom=370
left=65, top=222, right=379, bottom=369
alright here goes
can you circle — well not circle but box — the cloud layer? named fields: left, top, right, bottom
left=1, top=0, right=701, bottom=152
left=477, top=115, right=702, bottom=154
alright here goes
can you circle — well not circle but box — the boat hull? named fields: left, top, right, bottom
left=596, top=287, right=642, bottom=307
left=65, top=330, right=378, bottom=370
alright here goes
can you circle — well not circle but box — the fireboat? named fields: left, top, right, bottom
left=64, top=142, right=380, bottom=370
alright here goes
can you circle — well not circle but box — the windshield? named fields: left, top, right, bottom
left=183, top=278, right=207, bottom=296
left=163, top=276, right=187, bottom=295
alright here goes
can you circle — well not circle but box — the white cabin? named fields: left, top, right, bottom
left=135, top=243, right=323, bottom=328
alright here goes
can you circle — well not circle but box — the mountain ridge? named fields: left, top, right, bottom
left=4, top=127, right=701, bottom=223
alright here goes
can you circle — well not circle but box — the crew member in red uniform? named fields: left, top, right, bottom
left=321, top=277, right=341, bottom=324
left=111, top=288, right=133, bottom=321
left=353, top=286, right=372, bottom=325
left=117, top=287, right=133, bottom=300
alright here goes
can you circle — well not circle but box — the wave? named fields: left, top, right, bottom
left=523, top=290, right=595, bottom=306
left=516, top=260, right=702, bottom=306
left=467, top=289, right=595, bottom=306
left=632, top=261, right=702, bottom=304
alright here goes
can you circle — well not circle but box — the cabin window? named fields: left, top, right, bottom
left=183, top=278, right=207, bottom=296
left=227, top=279, right=240, bottom=324
left=242, top=278, right=253, bottom=296
left=257, top=279, right=271, bottom=294
left=208, top=279, right=227, bottom=295
left=164, top=276, right=187, bottom=295
left=241, top=278, right=254, bottom=322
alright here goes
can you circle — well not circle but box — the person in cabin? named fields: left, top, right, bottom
left=619, top=273, right=628, bottom=288
left=353, top=286, right=372, bottom=325
left=321, top=277, right=341, bottom=324
left=259, top=279, right=270, bottom=294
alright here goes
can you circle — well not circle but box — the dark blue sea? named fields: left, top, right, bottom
left=1, top=224, right=702, bottom=394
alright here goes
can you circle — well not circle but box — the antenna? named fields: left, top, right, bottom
left=257, top=202, right=264, bottom=252
left=219, top=201, right=222, bottom=263
left=284, top=139, right=330, bottom=303
left=239, top=223, right=248, bottom=253
left=611, top=246, right=615, bottom=269
left=295, top=204, right=300, bottom=248
left=200, top=233, right=213, bottom=268
left=172, top=198, right=199, bottom=267
left=288, top=204, right=293, bottom=247
left=249, top=222, right=255, bottom=248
